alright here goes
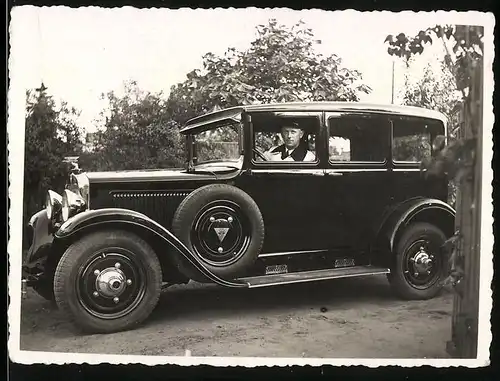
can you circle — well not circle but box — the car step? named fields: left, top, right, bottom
left=238, top=266, right=390, bottom=288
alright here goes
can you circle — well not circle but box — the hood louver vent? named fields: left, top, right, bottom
left=110, top=191, right=190, bottom=227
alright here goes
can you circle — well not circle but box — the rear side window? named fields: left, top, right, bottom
left=328, top=114, right=390, bottom=163
left=392, top=117, right=440, bottom=162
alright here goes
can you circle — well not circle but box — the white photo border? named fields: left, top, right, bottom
left=7, top=6, right=496, bottom=368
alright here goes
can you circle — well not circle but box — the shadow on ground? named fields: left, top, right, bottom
left=149, top=274, right=397, bottom=322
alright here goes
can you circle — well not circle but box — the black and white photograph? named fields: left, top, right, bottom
left=7, top=6, right=495, bottom=368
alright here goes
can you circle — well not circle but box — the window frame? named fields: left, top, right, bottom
left=248, top=111, right=323, bottom=168
left=189, top=119, right=244, bottom=165
left=390, top=115, right=444, bottom=169
left=325, top=112, right=391, bottom=169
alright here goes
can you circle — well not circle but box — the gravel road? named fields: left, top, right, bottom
left=19, top=274, right=453, bottom=358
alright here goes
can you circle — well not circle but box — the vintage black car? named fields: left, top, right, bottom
left=22, top=102, right=455, bottom=333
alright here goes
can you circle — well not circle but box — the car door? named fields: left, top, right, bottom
left=324, top=112, right=392, bottom=255
left=235, top=110, right=326, bottom=254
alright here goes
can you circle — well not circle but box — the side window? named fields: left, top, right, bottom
left=328, top=114, right=389, bottom=163
left=392, top=118, right=434, bottom=162
left=194, top=123, right=241, bottom=163
left=252, top=114, right=319, bottom=163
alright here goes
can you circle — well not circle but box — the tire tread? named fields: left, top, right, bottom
left=53, top=230, right=162, bottom=333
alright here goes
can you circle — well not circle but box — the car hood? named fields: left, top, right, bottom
left=85, top=164, right=241, bottom=184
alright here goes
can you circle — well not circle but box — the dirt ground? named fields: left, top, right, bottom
left=19, top=274, right=453, bottom=358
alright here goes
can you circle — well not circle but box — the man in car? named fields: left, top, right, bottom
left=265, top=122, right=315, bottom=161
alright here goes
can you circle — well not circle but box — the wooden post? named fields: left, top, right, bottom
left=447, top=26, right=483, bottom=358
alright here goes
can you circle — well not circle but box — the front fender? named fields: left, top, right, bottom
left=55, top=208, right=247, bottom=288
left=376, top=197, right=456, bottom=253
left=25, top=210, right=54, bottom=265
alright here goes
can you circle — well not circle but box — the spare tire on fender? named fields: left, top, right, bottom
left=171, top=184, right=265, bottom=281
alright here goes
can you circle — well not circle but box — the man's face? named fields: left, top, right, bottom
left=281, top=126, right=304, bottom=150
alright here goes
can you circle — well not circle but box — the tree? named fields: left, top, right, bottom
left=167, top=19, right=372, bottom=126
left=78, top=81, right=185, bottom=171
left=385, top=24, right=484, bottom=358
left=402, top=59, right=462, bottom=129
left=23, top=84, right=83, bottom=247
left=58, top=101, right=85, bottom=156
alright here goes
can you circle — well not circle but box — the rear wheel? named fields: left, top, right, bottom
left=388, top=222, right=447, bottom=300
left=53, top=230, right=162, bottom=333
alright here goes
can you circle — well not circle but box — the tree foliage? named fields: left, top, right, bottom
left=78, top=81, right=185, bottom=171
left=167, top=19, right=372, bottom=126
left=81, top=19, right=372, bottom=171
left=401, top=59, right=462, bottom=133
left=23, top=84, right=83, bottom=246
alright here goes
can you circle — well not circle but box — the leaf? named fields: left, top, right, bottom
left=396, top=33, right=407, bottom=42
left=444, top=27, right=453, bottom=39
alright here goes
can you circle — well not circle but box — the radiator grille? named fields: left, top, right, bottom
left=110, top=191, right=190, bottom=226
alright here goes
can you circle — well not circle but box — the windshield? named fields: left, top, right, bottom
left=192, top=121, right=242, bottom=164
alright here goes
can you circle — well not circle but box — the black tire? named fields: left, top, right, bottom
left=388, top=222, right=447, bottom=300
left=53, top=230, right=162, bottom=333
left=32, top=279, right=55, bottom=302
left=32, top=257, right=58, bottom=303
left=171, top=184, right=265, bottom=281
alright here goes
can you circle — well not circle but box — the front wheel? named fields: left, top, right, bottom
left=388, top=222, right=447, bottom=300
left=53, top=230, right=162, bottom=333
left=32, top=279, right=55, bottom=302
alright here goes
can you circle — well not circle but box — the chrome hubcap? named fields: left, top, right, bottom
left=95, top=265, right=127, bottom=298
left=403, top=238, right=441, bottom=290
left=411, top=247, right=433, bottom=275
left=77, top=250, right=146, bottom=320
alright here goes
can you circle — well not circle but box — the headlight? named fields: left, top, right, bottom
left=69, top=173, right=90, bottom=207
left=61, top=189, right=86, bottom=222
left=46, top=190, right=63, bottom=220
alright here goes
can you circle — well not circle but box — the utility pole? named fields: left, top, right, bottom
left=391, top=60, right=395, bottom=104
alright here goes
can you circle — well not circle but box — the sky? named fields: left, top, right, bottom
left=10, top=7, right=459, bottom=133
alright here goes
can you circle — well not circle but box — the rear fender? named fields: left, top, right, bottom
left=375, top=197, right=456, bottom=254
left=55, top=208, right=247, bottom=288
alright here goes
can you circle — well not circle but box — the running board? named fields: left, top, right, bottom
left=238, top=266, right=390, bottom=288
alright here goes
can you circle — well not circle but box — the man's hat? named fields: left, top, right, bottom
left=281, top=121, right=301, bottom=129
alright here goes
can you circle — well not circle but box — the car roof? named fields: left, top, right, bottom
left=180, top=101, right=448, bottom=134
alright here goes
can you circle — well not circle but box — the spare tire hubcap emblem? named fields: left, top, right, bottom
left=214, top=227, right=230, bottom=242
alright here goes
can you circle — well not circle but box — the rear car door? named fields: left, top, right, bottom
left=324, top=112, right=392, bottom=255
